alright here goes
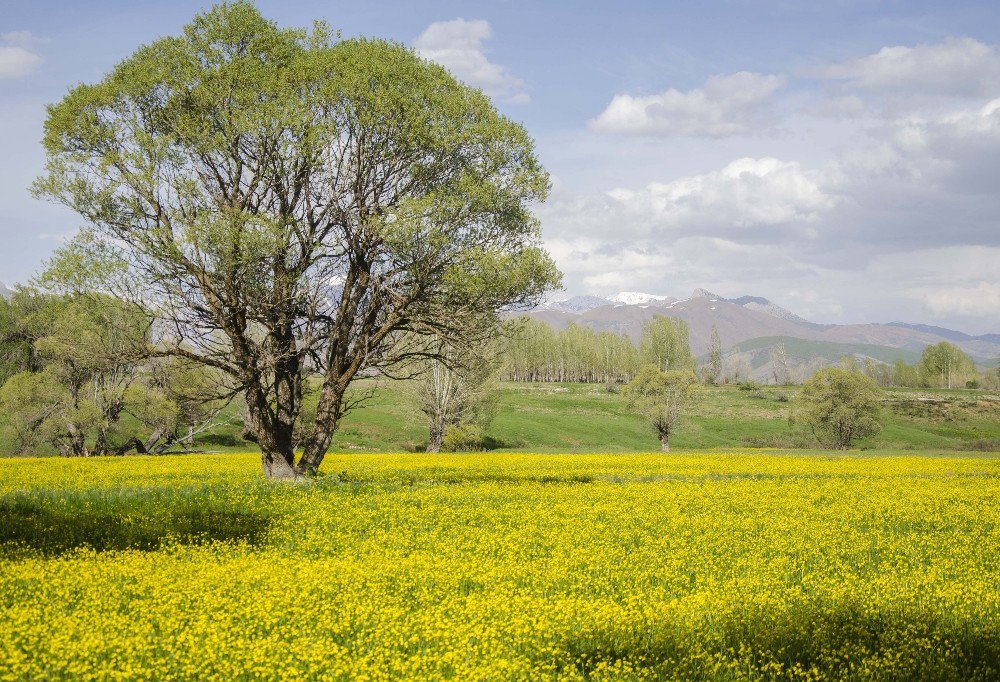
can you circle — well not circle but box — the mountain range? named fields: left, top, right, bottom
left=530, top=289, right=1000, bottom=379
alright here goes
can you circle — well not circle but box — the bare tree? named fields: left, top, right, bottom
left=411, top=341, right=497, bottom=453
left=770, top=342, right=791, bottom=385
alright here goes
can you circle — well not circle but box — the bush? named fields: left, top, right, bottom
left=442, top=424, right=488, bottom=452
left=738, top=381, right=762, bottom=392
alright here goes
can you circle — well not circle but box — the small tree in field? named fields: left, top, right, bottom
left=34, top=3, right=559, bottom=478
left=409, top=340, right=497, bottom=453
left=624, top=365, right=699, bottom=452
left=794, top=368, right=883, bottom=449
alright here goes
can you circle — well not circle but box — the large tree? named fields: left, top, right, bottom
left=34, top=3, right=559, bottom=478
left=793, top=368, right=883, bottom=449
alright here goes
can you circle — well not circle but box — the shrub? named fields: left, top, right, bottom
left=442, top=424, right=488, bottom=452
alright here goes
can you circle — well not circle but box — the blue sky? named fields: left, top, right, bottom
left=2, top=1, right=1000, bottom=332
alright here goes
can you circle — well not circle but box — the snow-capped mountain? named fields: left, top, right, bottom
left=609, top=291, right=676, bottom=306
left=525, top=286, right=1000, bottom=366
left=537, top=295, right=614, bottom=314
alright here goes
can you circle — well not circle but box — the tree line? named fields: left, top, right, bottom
left=855, top=343, right=996, bottom=390
left=500, top=316, right=694, bottom=383
left=498, top=315, right=998, bottom=390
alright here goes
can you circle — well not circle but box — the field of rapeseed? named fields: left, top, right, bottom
left=1, top=452, right=998, bottom=680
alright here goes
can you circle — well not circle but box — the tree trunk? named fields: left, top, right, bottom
left=427, top=424, right=443, bottom=453
left=244, top=387, right=303, bottom=481
left=67, top=423, right=89, bottom=457
left=296, top=377, right=348, bottom=477
left=660, top=434, right=670, bottom=453
left=93, top=426, right=109, bottom=457
left=262, top=449, right=299, bottom=481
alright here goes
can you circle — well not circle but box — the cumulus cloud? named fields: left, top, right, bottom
left=0, top=31, right=42, bottom=79
left=539, top=157, right=832, bottom=254
left=539, top=91, right=1000, bottom=332
left=607, top=158, right=832, bottom=235
left=414, top=19, right=528, bottom=103
left=819, top=37, right=1000, bottom=97
left=590, top=72, right=786, bottom=137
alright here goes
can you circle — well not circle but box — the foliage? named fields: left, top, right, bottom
left=0, top=292, right=230, bottom=456
left=639, top=315, right=694, bottom=372
left=794, top=368, right=883, bottom=448
left=0, top=294, right=160, bottom=456
left=441, top=423, right=490, bottom=452
left=0, top=452, right=999, bottom=679
left=919, top=342, right=978, bottom=389
left=33, top=2, right=559, bottom=478
left=624, top=365, right=699, bottom=451
left=502, top=318, right=639, bottom=383
left=408, top=339, right=499, bottom=453
left=0, top=288, right=52, bottom=383
left=892, top=359, right=921, bottom=388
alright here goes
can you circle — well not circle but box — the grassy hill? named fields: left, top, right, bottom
left=241, top=381, right=999, bottom=454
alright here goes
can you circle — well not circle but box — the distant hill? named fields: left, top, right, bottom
left=524, top=288, right=1000, bottom=378
left=723, top=336, right=925, bottom=382
left=886, top=322, right=1000, bottom=346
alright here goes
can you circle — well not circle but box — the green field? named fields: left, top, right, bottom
left=1, top=452, right=998, bottom=680
left=321, top=382, right=1000, bottom=454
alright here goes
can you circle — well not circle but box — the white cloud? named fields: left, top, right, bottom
left=414, top=19, right=528, bottom=104
left=603, top=157, right=832, bottom=237
left=0, top=31, right=42, bottom=79
left=590, top=72, right=786, bottom=137
left=819, top=37, right=1000, bottom=97
left=925, top=282, right=1000, bottom=317
left=865, top=247, right=1000, bottom=321
left=539, top=92, right=1000, bottom=331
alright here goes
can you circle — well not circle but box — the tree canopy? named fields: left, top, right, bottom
left=918, top=342, right=977, bottom=389
left=624, top=365, right=699, bottom=452
left=794, top=368, right=883, bottom=449
left=34, top=2, right=559, bottom=478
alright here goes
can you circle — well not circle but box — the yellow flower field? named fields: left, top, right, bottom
left=1, top=451, right=998, bottom=680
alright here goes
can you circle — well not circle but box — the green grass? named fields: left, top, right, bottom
left=4, top=381, right=998, bottom=456
left=319, top=382, right=999, bottom=454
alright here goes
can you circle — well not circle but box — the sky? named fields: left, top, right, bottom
left=2, top=1, right=999, bottom=333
